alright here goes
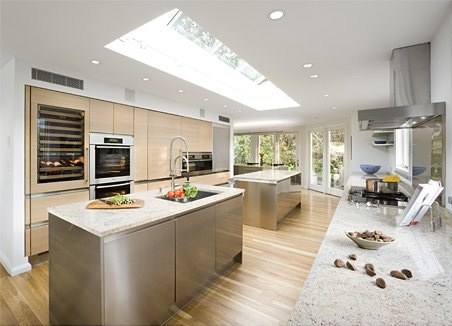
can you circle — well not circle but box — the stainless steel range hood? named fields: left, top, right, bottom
left=358, top=43, right=446, bottom=131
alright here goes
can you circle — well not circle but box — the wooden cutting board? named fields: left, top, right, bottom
left=86, top=199, right=145, bottom=209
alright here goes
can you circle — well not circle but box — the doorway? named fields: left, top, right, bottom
left=309, top=126, right=346, bottom=196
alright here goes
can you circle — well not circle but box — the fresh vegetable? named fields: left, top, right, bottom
left=174, top=188, right=184, bottom=198
left=167, top=190, right=175, bottom=199
left=109, top=194, right=136, bottom=206
left=182, top=183, right=198, bottom=198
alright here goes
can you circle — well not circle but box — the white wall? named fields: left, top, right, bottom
left=431, top=8, right=452, bottom=211
left=0, top=56, right=227, bottom=275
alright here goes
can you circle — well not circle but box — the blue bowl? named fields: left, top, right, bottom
left=360, top=164, right=381, bottom=175
left=374, top=140, right=387, bottom=144
left=412, top=166, right=426, bottom=176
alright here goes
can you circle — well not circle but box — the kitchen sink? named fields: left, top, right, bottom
left=158, top=190, right=219, bottom=203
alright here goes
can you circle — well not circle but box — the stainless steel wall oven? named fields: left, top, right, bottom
left=182, top=152, right=213, bottom=176
left=89, top=133, right=134, bottom=199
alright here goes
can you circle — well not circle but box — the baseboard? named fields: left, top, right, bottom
left=0, top=249, right=31, bottom=276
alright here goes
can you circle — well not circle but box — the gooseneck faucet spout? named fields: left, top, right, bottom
left=169, top=136, right=190, bottom=191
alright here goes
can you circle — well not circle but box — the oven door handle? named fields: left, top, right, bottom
left=95, top=145, right=131, bottom=149
left=96, top=182, right=131, bottom=189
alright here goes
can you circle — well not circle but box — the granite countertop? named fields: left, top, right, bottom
left=48, top=184, right=244, bottom=238
left=288, top=173, right=452, bottom=326
left=233, top=169, right=301, bottom=184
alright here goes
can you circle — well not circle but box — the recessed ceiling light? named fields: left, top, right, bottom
left=303, top=63, right=313, bottom=68
left=269, top=10, right=284, bottom=20
left=238, top=110, right=242, bottom=113
left=310, top=74, right=319, bottom=79
left=142, top=77, right=150, bottom=81
left=203, top=98, right=209, bottom=101
left=331, top=106, right=337, bottom=110
left=178, top=89, right=184, bottom=93
left=223, top=105, right=228, bottom=108
left=90, top=60, right=100, bottom=65
left=323, top=94, right=329, bottom=97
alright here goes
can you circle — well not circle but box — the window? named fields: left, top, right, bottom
left=278, top=133, right=297, bottom=170
left=396, top=129, right=411, bottom=172
left=105, top=9, right=299, bottom=110
left=259, top=134, right=275, bottom=166
left=233, top=134, right=251, bottom=164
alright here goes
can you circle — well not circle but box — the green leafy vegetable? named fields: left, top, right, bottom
left=109, top=194, right=136, bottom=206
left=183, top=183, right=198, bottom=198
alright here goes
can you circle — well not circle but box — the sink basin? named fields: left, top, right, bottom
left=158, top=190, right=219, bottom=203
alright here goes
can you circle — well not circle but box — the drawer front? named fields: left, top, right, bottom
left=134, top=183, right=148, bottom=193
left=30, top=224, right=48, bottom=255
left=31, top=190, right=89, bottom=224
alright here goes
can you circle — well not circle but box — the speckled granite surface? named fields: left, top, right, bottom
left=288, top=173, right=452, bottom=326
left=48, top=184, right=244, bottom=237
left=233, top=170, right=301, bottom=183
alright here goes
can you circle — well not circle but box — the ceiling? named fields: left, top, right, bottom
left=2, top=0, right=451, bottom=131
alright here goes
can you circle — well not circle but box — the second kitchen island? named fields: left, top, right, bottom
left=48, top=184, right=244, bottom=326
left=234, top=170, right=302, bottom=230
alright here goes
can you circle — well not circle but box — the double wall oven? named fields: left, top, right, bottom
left=89, top=133, right=134, bottom=199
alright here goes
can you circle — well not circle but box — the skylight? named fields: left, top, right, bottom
left=105, top=9, right=299, bottom=110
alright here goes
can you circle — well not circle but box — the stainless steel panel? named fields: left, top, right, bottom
left=276, top=175, right=302, bottom=223
left=104, top=220, right=175, bottom=326
left=49, top=214, right=102, bottom=326
left=235, top=180, right=277, bottom=230
left=176, top=206, right=216, bottom=308
left=216, top=196, right=243, bottom=273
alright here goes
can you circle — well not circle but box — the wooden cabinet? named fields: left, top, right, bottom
left=181, top=118, right=199, bottom=152
left=133, top=108, right=148, bottom=181
left=148, top=111, right=182, bottom=180
left=190, top=172, right=230, bottom=186
left=134, top=183, right=148, bottom=193
left=113, top=104, right=134, bottom=135
left=198, top=121, right=213, bottom=152
left=30, top=224, right=49, bottom=256
left=30, top=87, right=90, bottom=194
left=89, top=99, right=114, bottom=133
left=89, top=101, right=133, bottom=135
left=30, top=190, right=89, bottom=224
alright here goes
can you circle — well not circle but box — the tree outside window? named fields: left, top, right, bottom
left=259, top=134, right=275, bottom=166
left=234, top=134, right=251, bottom=164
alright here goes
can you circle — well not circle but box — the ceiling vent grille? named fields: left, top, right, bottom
left=31, top=68, right=84, bottom=90
left=199, top=108, right=205, bottom=118
left=218, top=115, right=230, bottom=123
left=124, top=88, right=135, bottom=102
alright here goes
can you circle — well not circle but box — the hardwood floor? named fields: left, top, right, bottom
left=0, top=190, right=339, bottom=326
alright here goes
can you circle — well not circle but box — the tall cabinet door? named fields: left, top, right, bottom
left=198, top=121, right=213, bottom=152
left=30, top=87, right=90, bottom=194
left=113, top=104, right=134, bottom=135
left=133, top=108, right=148, bottom=181
left=181, top=117, right=199, bottom=152
left=89, top=99, right=113, bottom=133
left=148, top=111, right=182, bottom=180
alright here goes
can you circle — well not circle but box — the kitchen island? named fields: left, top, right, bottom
left=48, top=184, right=244, bottom=326
left=234, top=170, right=301, bottom=230
left=288, top=173, right=452, bottom=326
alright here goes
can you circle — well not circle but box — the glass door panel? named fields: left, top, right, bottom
left=310, top=131, right=324, bottom=191
left=279, top=133, right=297, bottom=170
left=259, top=134, right=275, bottom=166
left=328, top=128, right=345, bottom=196
left=233, top=134, right=251, bottom=164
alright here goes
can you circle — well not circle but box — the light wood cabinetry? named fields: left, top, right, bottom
left=113, top=104, right=134, bottom=135
left=133, top=108, right=148, bottom=181
left=30, top=87, right=90, bottom=194
left=148, top=111, right=182, bottom=180
left=30, top=224, right=49, bottom=256
left=134, top=183, right=148, bottom=193
left=198, top=121, right=213, bottom=152
left=89, top=99, right=114, bottom=133
left=30, top=190, right=89, bottom=224
left=181, top=118, right=199, bottom=152
left=190, top=172, right=230, bottom=186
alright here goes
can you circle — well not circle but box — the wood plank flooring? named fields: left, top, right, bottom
left=0, top=190, right=339, bottom=326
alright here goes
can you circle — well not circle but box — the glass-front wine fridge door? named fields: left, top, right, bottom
left=37, top=105, right=85, bottom=183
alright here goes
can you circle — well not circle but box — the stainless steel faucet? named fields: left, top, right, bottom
left=169, top=136, right=189, bottom=190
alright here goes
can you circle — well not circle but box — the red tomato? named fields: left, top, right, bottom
left=174, top=188, right=184, bottom=197
left=180, top=193, right=185, bottom=198
left=167, top=191, right=175, bottom=199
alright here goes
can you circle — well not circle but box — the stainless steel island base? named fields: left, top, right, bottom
left=234, top=171, right=301, bottom=231
left=49, top=192, right=243, bottom=326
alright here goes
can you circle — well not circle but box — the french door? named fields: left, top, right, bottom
left=309, top=126, right=346, bottom=196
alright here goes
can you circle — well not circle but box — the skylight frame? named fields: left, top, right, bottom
left=105, top=8, right=299, bottom=110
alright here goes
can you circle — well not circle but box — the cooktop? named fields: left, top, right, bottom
left=348, top=186, right=409, bottom=207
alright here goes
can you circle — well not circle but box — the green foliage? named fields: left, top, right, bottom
left=279, top=133, right=297, bottom=170
left=234, top=135, right=251, bottom=164
left=259, top=134, right=275, bottom=166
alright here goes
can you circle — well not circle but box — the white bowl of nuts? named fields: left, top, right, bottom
left=345, top=230, right=395, bottom=250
